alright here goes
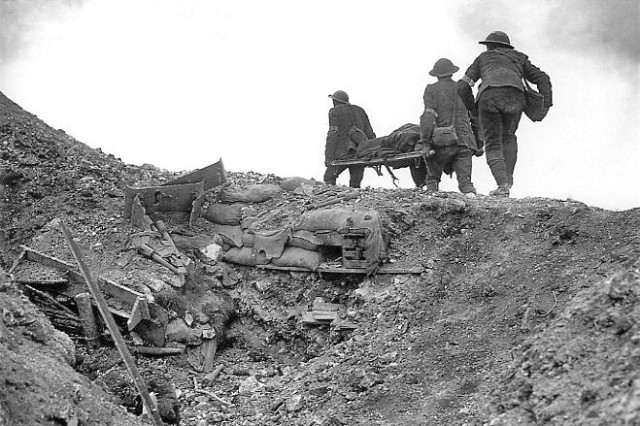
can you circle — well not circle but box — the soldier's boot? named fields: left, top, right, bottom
left=425, top=180, right=439, bottom=193
left=489, top=184, right=510, bottom=198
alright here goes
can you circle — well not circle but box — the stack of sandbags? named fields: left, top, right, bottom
left=205, top=183, right=386, bottom=271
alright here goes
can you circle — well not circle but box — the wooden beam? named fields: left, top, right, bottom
left=129, top=346, right=185, bottom=356
left=97, top=277, right=144, bottom=306
left=162, top=159, right=226, bottom=191
left=59, top=222, right=164, bottom=426
left=75, top=292, right=100, bottom=349
left=124, top=181, right=204, bottom=218
left=22, top=246, right=83, bottom=281
left=127, top=296, right=150, bottom=331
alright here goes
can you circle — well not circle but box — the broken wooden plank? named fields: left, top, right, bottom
left=312, top=302, right=342, bottom=312
left=130, top=195, right=154, bottom=230
left=377, top=265, right=424, bottom=274
left=127, top=296, right=151, bottom=331
left=162, top=159, right=226, bottom=191
left=307, top=192, right=359, bottom=210
left=108, top=307, right=130, bottom=320
left=97, top=277, right=145, bottom=306
left=202, top=339, right=218, bottom=373
left=129, top=346, right=185, bottom=356
left=190, top=195, right=204, bottom=228
left=301, top=311, right=324, bottom=325
left=331, top=319, right=358, bottom=330
left=21, top=246, right=83, bottom=280
left=316, top=264, right=424, bottom=275
left=16, top=278, right=69, bottom=286
left=312, top=311, right=339, bottom=321
left=8, top=248, right=27, bottom=274
left=59, top=222, right=164, bottom=426
left=256, top=265, right=312, bottom=272
left=75, top=292, right=100, bottom=349
left=24, top=284, right=78, bottom=318
left=124, top=181, right=205, bottom=218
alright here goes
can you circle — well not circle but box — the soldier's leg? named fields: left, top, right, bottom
left=425, top=152, right=444, bottom=192
left=501, top=90, right=526, bottom=189
left=503, top=111, right=523, bottom=189
left=452, top=147, right=476, bottom=194
left=478, top=99, right=508, bottom=187
left=348, top=166, right=365, bottom=188
left=410, top=161, right=427, bottom=188
left=323, top=165, right=346, bottom=185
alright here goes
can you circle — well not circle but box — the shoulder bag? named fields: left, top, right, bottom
left=431, top=88, right=459, bottom=147
left=523, top=78, right=549, bottom=122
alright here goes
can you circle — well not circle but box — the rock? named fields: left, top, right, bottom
left=285, top=394, right=304, bottom=412
left=238, top=376, right=263, bottom=393
left=308, top=384, right=329, bottom=396
left=165, top=318, right=189, bottom=343
left=200, top=243, right=223, bottom=262
left=344, top=392, right=358, bottom=401
left=380, top=351, right=398, bottom=362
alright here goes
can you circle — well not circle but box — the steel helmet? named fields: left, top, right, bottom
left=328, top=90, right=350, bottom=104
left=478, top=31, right=514, bottom=49
left=429, top=58, right=460, bottom=77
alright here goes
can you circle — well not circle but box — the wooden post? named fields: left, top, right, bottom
left=74, top=292, right=100, bottom=349
left=59, top=222, right=163, bottom=426
left=202, top=329, right=218, bottom=373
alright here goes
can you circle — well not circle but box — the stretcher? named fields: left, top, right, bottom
left=330, top=149, right=427, bottom=186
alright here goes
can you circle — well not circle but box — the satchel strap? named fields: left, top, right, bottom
left=494, top=50, right=532, bottom=90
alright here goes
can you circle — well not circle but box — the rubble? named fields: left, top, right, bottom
left=2, top=89, right=640, bottom=426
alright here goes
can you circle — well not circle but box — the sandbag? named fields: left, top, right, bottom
left=293, top=208, right=387, bottom=264
left=218, top=184, right=282, bottom=204
left=212, top=224, right=244, bottom=248
left=205, top=203, right=245, bottom=225
left=251, top=229, right=289, bottom=260
left=222, top=247, right=269, bottom=266
left=242, top=233, right=254, bottom=247
left=288, top=230, right=320, bottom=251
left=280, top=177, right=319, bottom=192
left=271, top=247, right=323, bottom=271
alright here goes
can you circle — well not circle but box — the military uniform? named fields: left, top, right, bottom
left=458, top=31, right=552, bottom=195
left=324, top=92, right=376, bottom=188
left=419, top=59, right=479, bottom=194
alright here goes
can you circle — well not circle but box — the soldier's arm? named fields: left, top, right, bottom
left=456, top=59, right=481, bottom=114
left=523, top=60, right=552, bottom=108
left=325, top=110, right=339, bottom=165
left=419, top=85, right=439, bottom=148
left=362, top=110, right=376, bottom=139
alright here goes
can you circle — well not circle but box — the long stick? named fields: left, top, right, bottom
left=58, top=222, right=163, bottom=426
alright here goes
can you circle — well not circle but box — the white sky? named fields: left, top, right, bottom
left=1, top=0, right=639, bottom=210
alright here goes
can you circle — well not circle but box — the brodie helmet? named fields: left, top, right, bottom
left=479, top=31, right=514, bottom=49
left=429, top=58, right=460, bottom=77
left=328, top=90, right=350, bottom=104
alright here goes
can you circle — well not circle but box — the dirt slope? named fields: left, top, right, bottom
left=1, top=90, right=639, bottom=426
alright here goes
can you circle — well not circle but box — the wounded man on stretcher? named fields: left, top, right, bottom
left=329, top=123, right=431, bottom=187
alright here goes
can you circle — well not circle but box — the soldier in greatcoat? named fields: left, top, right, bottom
left=324, top=90, right=376, bottom=188
left=418, top=58, right=481, bottom=195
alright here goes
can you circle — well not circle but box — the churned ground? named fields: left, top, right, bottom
left=1, top=90, right=639, bottom=425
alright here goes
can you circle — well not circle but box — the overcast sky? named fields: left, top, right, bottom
left=1, top=0, right=639, bottom=210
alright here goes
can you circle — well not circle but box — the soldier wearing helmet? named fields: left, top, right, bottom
left=416, top=58, right=481, bottom=196
left=324, top=90, right=376, bottom=187
left=457, top=31, right=553, bottom=197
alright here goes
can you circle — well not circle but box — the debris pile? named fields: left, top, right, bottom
left=2, top=89, right=640, bottom=426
